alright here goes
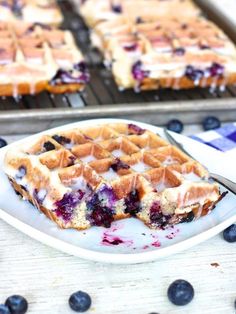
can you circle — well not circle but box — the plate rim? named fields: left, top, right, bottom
left=0, top=117, right=235, bottom=264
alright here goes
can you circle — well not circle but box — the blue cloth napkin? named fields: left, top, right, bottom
left=191, top=123, right=236, bottom=153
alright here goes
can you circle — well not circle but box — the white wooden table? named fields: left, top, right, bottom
left=0, top=125, right=235, bottom=314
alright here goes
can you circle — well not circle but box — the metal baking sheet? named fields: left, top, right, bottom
left=0, top=0, right=236, bottom=134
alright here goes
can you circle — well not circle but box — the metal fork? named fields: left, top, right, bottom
left=163, top=128, right=236, bottom=195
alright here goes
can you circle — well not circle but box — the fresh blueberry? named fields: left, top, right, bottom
left=166, top=119, right=184, bottom=133
left=43, top=141, right=55, bottom=152
left=111, top=158, right=130, bottom=172
left=167, top=279, right=194, bottom=306
left=0, top=304, right=10, bottom=314
left=0, top=137, right=7, bottom=148
left=52, top=135, right=71, bottom=145
left=5, top=295, right=28, bottom=314
left=202, top=116, right=221, bottom=131
left=69, top=291, right=92, bottom=312
left=223, top=224, right=236, bottom=243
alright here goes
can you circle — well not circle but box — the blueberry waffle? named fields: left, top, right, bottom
left=0, top=21, right=89, bottom=97
left=92, top=17, right=236, bottom=90
left=0, top=0, right=63, bottom=26
left=4, top=123, right=224, bottom=230
left=76, top=0, right=200, bottom=27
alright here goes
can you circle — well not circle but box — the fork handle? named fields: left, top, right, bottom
left=210, top=173, right=236, bottom=195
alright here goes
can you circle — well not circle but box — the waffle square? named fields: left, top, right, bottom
left=0, top=0, right=63, bottom=26
left=75, top=0, right=200, bottom=27
left=92, top=17, right=236, bottom=90
left=0, top=21, right=89, bottom=97
left=4, top=123, right=224, bottom=230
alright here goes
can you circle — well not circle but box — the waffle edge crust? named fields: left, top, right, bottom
left=4, top=123, right=225, bottom=230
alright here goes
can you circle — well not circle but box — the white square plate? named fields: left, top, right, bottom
left=0, top=118, right=235, bottom=264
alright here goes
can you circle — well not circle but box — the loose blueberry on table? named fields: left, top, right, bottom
left=69, top=291, right=92, bottom=312
left=0, top=137, right=7, bottom=148
left=202, top=116, right=221, bottom=131
left=5, top=295, right=28, bottom=314
left=166, top=119, right=184, bottom=134
left=223, top=224, right=236, bottom=243
left=0, top=304, right=11, bottom=314
left=167, top=279, right=194, bottom=306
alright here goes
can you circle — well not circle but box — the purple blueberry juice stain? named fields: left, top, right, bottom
left=151, top=240, right=161, bottom=248
left=165, top=228, right=180, bottom=240
left=101, top=232, right=133, bottom=247
left=128, top=123, right=145, bottom=135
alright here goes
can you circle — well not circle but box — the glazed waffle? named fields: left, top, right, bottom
left=92, top=17, right=236, bottom=90
left=0, top=21, right=89, bottom=97
left=75, top=0, right=200, bottom=27
left=4, top=122, right=224, bottom=231
left=0, top=0, right=63, bottom=26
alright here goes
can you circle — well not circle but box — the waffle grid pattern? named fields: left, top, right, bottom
left=0, top=21, right=87, bottom=96
left=4, top=123, right=222, bottom=231
left=77, top=0, right=236, bottom=91
left=92, top=17, right=236, bottom=90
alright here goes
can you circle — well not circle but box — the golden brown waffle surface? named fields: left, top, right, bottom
left=92, top=17, right=236, bottom=90
left=76, top=0, right=200, bottom=27
left=4, top=123, right=223, bottom=231
left=0, top=0, right=63, bottom=26
left=0, top=21, right=89, bottom=97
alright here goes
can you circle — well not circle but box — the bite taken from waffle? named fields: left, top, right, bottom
left=0, top=21, right=89, bottom=97
left=4, top=123, right=225, bottom=231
